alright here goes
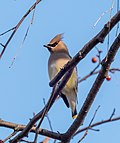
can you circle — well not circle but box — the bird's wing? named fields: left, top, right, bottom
left=74, top=67, right=78, bottom=94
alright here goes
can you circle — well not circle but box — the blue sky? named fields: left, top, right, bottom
left=0, top=0, right=120, bottom=143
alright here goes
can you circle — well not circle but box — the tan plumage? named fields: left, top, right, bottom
left=44, top=34, right=78, bottom=118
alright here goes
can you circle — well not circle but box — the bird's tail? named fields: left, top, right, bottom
left=65, top=90, right=77, bottom=119
left=61, top=88, right=77, bottom=119
left=72, top=107, right=77, bottom=119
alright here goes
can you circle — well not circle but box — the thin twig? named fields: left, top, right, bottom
left=89, top=128, right=100, bottom=132
left=9, top=2, right=37, bottom=68
left=77, top=105, right=100, bottom=143
left=78, top=68, right=120, bottom=83
left=116, top=0, right=120, bottom=36
left=9, top=25, right=30, bottom=68
left=93, top=0, right=114, bottom=27
left=95, top=47, right=102, bottom=63
left=74, top=116, right=120, bottom=136
left=89, top=105, right=100, bottom=126
left=77, top=130, right=88, bottom=143
left=109, top=108, right=115, bottom=119
left=0, top=0, right=42, bottom=59
left=0, top=27, right=16, bottom=36
left=0, top=43, right=5, bottom=48
left=107, top=0, right=115, bottom=52
left=109, top=68, right=120, bottom=73
left=20, top=139, right=33, bottom=143
left=43, top=98, right=53, bottom=131
left=3, top=130, right=17, bottom=142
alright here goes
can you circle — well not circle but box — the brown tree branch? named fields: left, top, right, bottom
left=49, top=10, right=120, bottom=87
left=61, top=33, right=120, bottom=143
left=74, top=116, right=120, bottom=136
left=43, top=98, right=53, bottom=132
left=3, top=130, right=17, bottom=142
left=109, top=68, right=120, bottom=73
left=0, top=119, right=61, bottom=141
left=0, top=27, right=16, bottom=36
left=77, top=130, right=88, bottom=143
left=1, top=115, right=120, bottom=142
left=0, top=0, right=42, bottom=59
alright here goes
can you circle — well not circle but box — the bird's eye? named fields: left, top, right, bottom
left=48, top=42, right=58, bottom=47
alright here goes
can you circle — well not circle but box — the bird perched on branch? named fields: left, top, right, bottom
left=44, top=34, right=78, bottom=119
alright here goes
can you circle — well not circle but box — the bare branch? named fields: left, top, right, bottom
left=0, top=27, right=16, bottom=36
left=93, top=0, right=114, bottom=27
left=77, top=106, right=100, bottom=143
left=89, top=105, right=100, bottom=126
left=9, top=25, right=30, bottom=68
left=0, top=119, right=61, bottom=141
left=109, top=108, right=115, bottom=119
left=78, top=70, right=100, bottom=83
left=1, top=115, right=120, bottom=142
left=0, top=43, right=5, bottom=48
left=74, top=116, right=120, bottom=136
left=116, top=0, right=120, bottom=36
left=109, top=68, right=120, bottom=73
left=43, top=98, right=53, bottom=132
left=3, top=130, right=17, bottom=142
left=77, top=130, right=88, bottom=143
left=9, top=4, right=37, bottom=68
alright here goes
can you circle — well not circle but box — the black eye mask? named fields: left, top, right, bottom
left=47, top=41, right=58, bottom=47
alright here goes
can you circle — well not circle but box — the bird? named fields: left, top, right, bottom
left=44, top=34, right=78, bottom=119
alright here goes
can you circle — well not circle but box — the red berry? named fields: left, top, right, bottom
left=106, top=75, right=111, bottom=81
left=91, top=57, right=97, bottom=63
left=0, top=140, right=3, bottom=143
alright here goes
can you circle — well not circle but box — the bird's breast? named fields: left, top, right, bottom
left=48, top=55, right=69, bottom=80
left=48, top=53, right=77, bottom=92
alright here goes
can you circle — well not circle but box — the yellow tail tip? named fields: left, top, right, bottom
left=72, top=115, right=77, bottom=119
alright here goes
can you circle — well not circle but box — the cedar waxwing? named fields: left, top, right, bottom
left=44, top=34, right=78, bottom=119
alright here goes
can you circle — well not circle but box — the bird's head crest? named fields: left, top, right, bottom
left=50, top=33, right=64, bottom=44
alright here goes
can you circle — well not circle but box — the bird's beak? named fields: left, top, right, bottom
left=43, top=44, right=49, bottom=48
left=43, top=44, right=52, bottom=52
